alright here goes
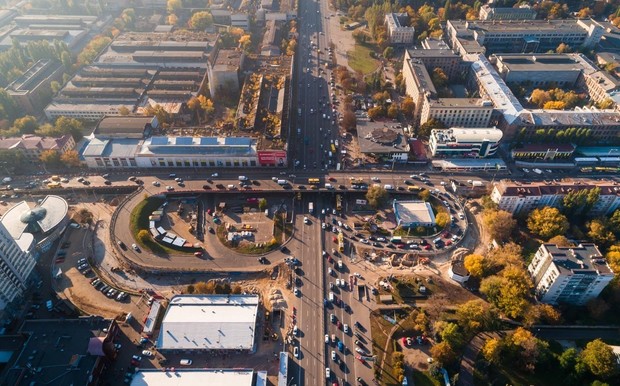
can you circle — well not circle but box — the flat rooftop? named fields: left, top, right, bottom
left=494, top=53, right=593, bottom=72
left=212, top=48, right=243, bottom=70
left=356, top=125, right=409, bottom=154
left=139, top=137, right=257, bottom=156
left=450, top=19, right=591, bottom=34
left=427, top=98, right=489, bottom=108
left=432, top=127, right=503, bottom=143
left=81, top=138, right=142, bottom=158
left=157, top=295, right=259, bottom=351
left=541, top=243, right=612, bottom=276
left=95, top=116, right=155, bottom=135
left=393, top=200, right=435, bottom=225
left=130, top=369, right=255, bottom=386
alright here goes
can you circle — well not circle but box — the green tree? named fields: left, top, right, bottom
left=39, top=149, right=61, bottom=165
left=383, top=46, right=394, bottom=59
left=365, top=185, right=389, bottom=208
left=587, top=219, right=616, bottom=248
left=189, top=11, right=213, bottom=30
left=482, top=209, right=516, bottom=242
left=418, top=118, right=445, bottom=137
left=435, top=212, right=450, bottom=229
left=580, top=339, right=617, bottom=379
left=527, top=207, right=569, bottom=239
left=439, top=322, right=463, bottom=348
left=258, top=198, right=268, bottom=211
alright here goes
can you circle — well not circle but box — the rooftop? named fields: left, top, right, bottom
left=431, top=127, right=503, bottom=144
left=156, top=295, right=259, bottom=351
left=7, top=60, right=62, bottom=92
left=139, top=137, right=257, bottom=156
left=356, top=125, right=409, bottom=154
left=130, top=369, right=255, bottom=386
left=406, top=48, right=459, bottom=58
left=211, top=48, right=243, bottom=71
left=450, top=19, right=594, bottom=34
left=541, top=243, right=612, bottom=276
left=494, top=53, right=594, bottom=72
left=393, top=200, right=436, bottom=225
left=0, top=134, right=73, bottom=152
left=427, top=98, right=490, bottom=108
left=94, top=116, right=156, bottom=136
left=3, top=318, right=114, bottom=386
left=513, top=143, right=575, bottom=153
left=1, top=195, right=68, bottom=241
left=81, top=138, right=142, bottom=158
left=495, top=179, right=620, bottom=199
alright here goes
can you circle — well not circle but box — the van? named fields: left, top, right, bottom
left=180, top=359, right=192, bottom=365
left=325, top=183, right=333, bottom=189
left=277, top=179, right=287, bottom=185
left=238, top=176, right=249, bottom=181
left=227, top=184, right=236, bottom=189
left=384, top=184, right=394, bottom=190
left=433, top=237, right=442, bottom=244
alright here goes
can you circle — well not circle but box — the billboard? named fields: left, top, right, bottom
left=258, top=150, right=287, bottom=166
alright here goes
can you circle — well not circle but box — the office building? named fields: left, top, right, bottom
left=421, top=98, right=494, bottom=128
left=393, top=200, right=436, bottom=228
left=207, top=47, right=244, bottom=98
left=490, top=179, right=620, bottom=216
left=0, top=134, right=76, bottom=162
left=429, top=127, right=502, bottom=158
left=478, top=5, right=537, bottom=21
left=528, top=243, right=613, bottom=305
left=157, top=295, right=259, bottom=352
left=0, top=222, right=36, bottom=312
left=356, top=126, right=409, bottom=162
left=492, top=53, right=591, bottom=87
left=385, top=13, right=415, bottom=45
left=447, top=19, right=604, bottom=55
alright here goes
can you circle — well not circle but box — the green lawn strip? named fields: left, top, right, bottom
left=347, top=43, right=380, bottom=74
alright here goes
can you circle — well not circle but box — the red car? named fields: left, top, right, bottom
left=328, top=255, right=333, bottom=263
left=424, top=245, right=432, bottom=250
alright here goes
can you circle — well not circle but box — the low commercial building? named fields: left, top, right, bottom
left=449, top=260, right=470, bottom=284
left=6, top=60, right=64, bottom=115
left=0, top=134, right=76, bottom=162
left=157, top=295, right=259, bottom=352
left=356, top=126, right=409, bottom=163
left=429, top=127, right=502, bottom=158
left=385, top=13, right=415, bottom=45
left=1, top=318, right=118, bottom=386
left=528, top=243, right=613, bottom=305
left=130, top=369, right=265, bottom=386
left=510, top=144, right=575, bottom=160
left=490, top=179, right=620, bottom=215
left=478, top=5, right=537, bottom=21
left=393, top=200, right=436, bottom=228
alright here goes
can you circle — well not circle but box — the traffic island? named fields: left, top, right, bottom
left=214, top=210, right=292, bottom=255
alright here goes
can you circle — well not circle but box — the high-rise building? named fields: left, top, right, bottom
left=528, top=243, right=613, bottom=305
left=0, top=221, right=36, bottom=311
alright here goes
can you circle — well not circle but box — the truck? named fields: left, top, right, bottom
left=1, top=177, right=11, bottom=184
left=309, top=202, right=314, bottom=214
left=298, top=108, right=302, bottom=117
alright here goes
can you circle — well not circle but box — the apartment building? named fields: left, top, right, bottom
left=385, top=13, right=415, bottom=45
left=581, top=70, right=620, bottom=103
left=447, top=19, right=604, bottom=55
left=0, top=135, right=76, bottom=162
left=490, top=179, right=620, bottom=215
left=429, top=127, right=502, bottom=158
left=528, top=243, right=613, bottom=305
left=0, top=222, right=36, bottom=312
left=478, top=5, right=537, bottom=21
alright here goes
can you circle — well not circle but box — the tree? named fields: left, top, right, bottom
left=39, top=150, right=60, bottom=165
left=482, top=337, right=502, bottom=364
left=559, top=347, right=579, bottom=370
left=580, top=339, right=617, bottom=379
left=530, top=89, right=551, bottom=108
left=366, top=186, right=389, bottom=208
left=523, top=303, right=562, bottom=326
left=556, top=42, right=572, bottom=53
left=438, top=322, right=463, bottom=348
left=607, top=245, right=620, bottom=273
left=341, top=109, right=357, bottom=132
left=383, top=46, right=394, bottom=59
left=431, top=67, right=448, bottom=87
left=239, top=34, right=252, bottom=52
left=51, top=116, right=83, bottom=140
left=587, top=219, right=616, bottom=248
left=12, top=115, right=38, bottom=134
left=418, top=189, right=430, bottom=201
left=430, top=341, right=456, bottom=366
left=387, top=104, right=399, bottom=119
left=258, top=198, right=268, bottom=211
left=118, top=106, right=130, bottom=116
left=352, top=29, right=368, bottom=43
left=576, top=7, right=593, bottom=18
left=464, top=254, right=486, bottom=277
left=527, top=207, right=569, bottom=239
left=367, top=106, right=384, bottom=120
left=60, top=150, right=81, bottom=167
left=418, top=118, right=444, bottom=137
left=137, top=229, right=150, bottom=243
left=455, top=299, right=494, bottom=334
left=482, top=210, right=516, bottom=242
left=167, top=14, right=178, bottom=25
left=543, top=100, right=566, bottom=110
left=61, top=50, right=72, bottom=70
left=167, top=0, right=182, bottom=14
left=50, top=81, right=61, bottom=94
left=189, top=11, right=213, bottom=30
left=435, top=212, right=450, bottom=229
left=597, top=98, right=615, bottom=109
left=547, top=235, right=571, bottom=247
left=401, top=97, right=415, bottom=120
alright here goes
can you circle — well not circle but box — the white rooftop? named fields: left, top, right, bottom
left=130, top=369, right=255, bottom=386
left=157, top=295, right=259, bottom=351
left=393, top=200, right=436, bottom=225
left=433, top=127, right=503, bottom=143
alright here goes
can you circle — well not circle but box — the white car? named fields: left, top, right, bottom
left=152, top=181, right=160, bottom=186
left=211, top=173, right=219, bottom=177
left=325, top=368, right=330, bottom=379
left=325, top=334, right=330, bottom=343
left=322, top=223, right=326, bottom=229
left=294, top=287, right=300, bottom=296
left=344, top=324, right=349, bottom=333
left=304, top=217, right=310, bottom=224
left=131, top=243, right=139, bottom=251
left=321, top=209, right=326, bottom=215
left=166, top=185, right=174, bottom=191
left=142, top=350, right=153, bottom=357
left=360, top=239, right=369, bottom=244
left=371, top=176, right=380, bottom=182
left=294, top=346, right=299, bottom=358
left=293, top=325, right=298, bottom=336
left=331, top=350, right=336, bottom=361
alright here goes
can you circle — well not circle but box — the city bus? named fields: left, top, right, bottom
left=335, top=194, right=342, bottom=211
left=308, top=178, right=320, bottom=185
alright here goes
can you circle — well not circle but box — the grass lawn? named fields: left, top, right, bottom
left=347, top=43, right=380, bottom=75
left=411, top=370, right=441, bottom=386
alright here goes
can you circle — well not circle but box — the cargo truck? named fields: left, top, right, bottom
left=309, top=202, right=314, bottom=214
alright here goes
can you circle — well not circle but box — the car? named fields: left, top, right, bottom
left=303, top=216, right=310, bottom=224
left=114, top=343, right=122, bottom=350
left=151, top=181, right=160, bottom=187
left=338, top=341, right=344, bottom=352
left=132, top=355, right=142, bottom=361
left=344, top=324, right=349, bottom=333
left=330, top=313, right=336, bottom=322
left=325, top=368, right=330, bottom=379
left=293, top=325, right=298, bottom=336
left=331, top=350, right=336, bottom=361
left=325, top=334, right=330, bottom=343
left=294, top=287, right=300, bottom=296
left=180, top=359, right=192, bottom=365
left=132, top=243, right=139, bottom=251
left=294, top=346, right=299, bottom=358
left=166, top=185, right=174, bottom=191
left=142, top=350, right=153, bottom=357
left=130, top=359, right=140, bottom=366
left=194, top=251, right=203, bottom=257
left=211, top=173, right=219, bottom=178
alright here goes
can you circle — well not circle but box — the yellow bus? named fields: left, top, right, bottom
left=308, top=178, right=320, bottom=185
left=47, top=182, right=62, bottom=189
left=407, top=185, right=420, bottom=192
